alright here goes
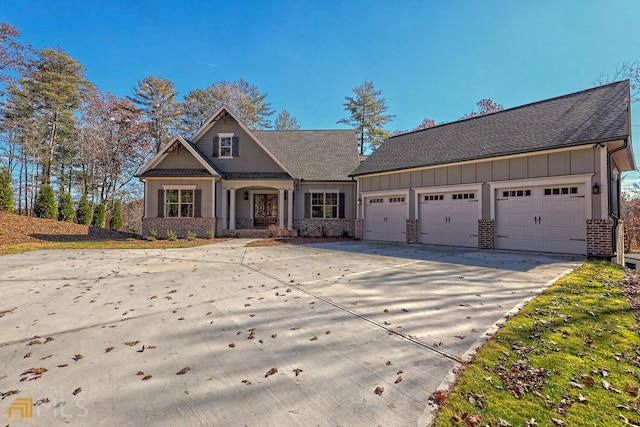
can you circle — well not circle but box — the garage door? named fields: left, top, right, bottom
left=364, top=196, right=407, bottom=242
left=495, top=184, right=586, bottom=255
left=418, top=191, right=479, bottom=247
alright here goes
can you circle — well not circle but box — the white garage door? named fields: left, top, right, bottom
left=364, top=196, right=407, bottom=242
left=495, top=184, right=586, bottom=255
left=418, top=191, right=479, bottom=247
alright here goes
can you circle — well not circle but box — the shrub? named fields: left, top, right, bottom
left=166, top=229, right=177, bottom=241
left=0, top=167, right=14, bottom=212
left=110, top=200, right=123, bottom=230
left=58, top=191, right=74, bottom=222
left=34, top=185, right=58, bottom=219
left=187, top=230, right=197, bottom=241
left=76, top=194, right=93, bottom=225
left=147, top=229, right=157, bottom=241
left=92, top=203, right=106, bottom=228
left=207, top=227, right=215, bottom=239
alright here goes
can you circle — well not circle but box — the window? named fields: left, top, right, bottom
left=165, top=189, right=194, bottom=218
left=452, top=193, right=475, bottom=200
left=312, top=192, right=338, bottom=218
left=424, top=194, right=444, bottom=201
left=544, top=186, right=578, bottom=196
left=389, top=197, right=405, bottom=203
left=219, top=136, right=232, bottom=157
left=368, top=198, right=384, bottom=204
left=502, top=189, right=531, bottom=198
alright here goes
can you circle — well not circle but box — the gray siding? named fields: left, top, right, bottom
left=156, top=151, right=203, bottom=169
left=194, top=121, right=285, bottom=174
left=296, top=182, right=356, bottom=220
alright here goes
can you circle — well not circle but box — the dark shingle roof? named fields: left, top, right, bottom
left=351, top=81, right=630, bottom=176
left=139, top=169, right=212, bottom=177
left=254, top=130, right=360, bottom=181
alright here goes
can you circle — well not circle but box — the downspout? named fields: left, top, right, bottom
left=606, top=138, right=628, bottom=256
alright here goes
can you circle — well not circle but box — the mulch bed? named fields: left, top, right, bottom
left=620, top=268, right=640, bottom=326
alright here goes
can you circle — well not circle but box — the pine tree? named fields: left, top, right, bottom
left=58, top=190, right=74, bottom=221
left=34, top=184, right=57, bottom=218
left=110, top=200, right=123, bottom=230
left=0, top=167, right=14, bottom=212
left=337, top=81, right=395, bottom=154
left=92, top=203, right=106, bottom=228
left=76, top=194, right=93, bottom=225
left=274, top=110, right=301, bottom=130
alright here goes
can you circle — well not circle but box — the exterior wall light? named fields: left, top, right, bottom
left=592, top=183, right=600, bottom=194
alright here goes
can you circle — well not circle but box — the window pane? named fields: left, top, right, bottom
left=311, top=193, right=324, bottom=205
left=166, top=190, right=178, bottom=203
left=167, top=204, right=178, bottom=217
left=220, top=137, right=232, bottom=147
left=325, top=206, right=337, bottom=218
left=326, top=193, right=337, bottom=205
left=181, top=203, right=193, bottom=218
left=311, top=206, right=324, bottom=218
left=181, top=190, right=193, bottom=203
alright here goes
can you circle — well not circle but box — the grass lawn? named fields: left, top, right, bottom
left=432, top=261, right=640, bottom=426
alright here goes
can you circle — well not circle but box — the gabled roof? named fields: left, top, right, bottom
left=254, top=130, right=360, bottom=181
left=136, top=135, right=222, bottom=178
left=189, top=105, right=295, bottom=178
left=351, top=80, right=632, bottom=177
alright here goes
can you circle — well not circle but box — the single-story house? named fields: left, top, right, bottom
left=137, top=106, right=360, bottom=239
left=350, top=80, right=635, bottom=263
left=137, top=81, right=634, bottom=263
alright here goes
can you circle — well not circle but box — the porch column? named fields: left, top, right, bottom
left=278, top=188, right=285, bottom=228
left=287, top=189, right=293, bottom=230
left=221, top=188, right=228, bottom=230
left=229, top=188, right=236, bottom=230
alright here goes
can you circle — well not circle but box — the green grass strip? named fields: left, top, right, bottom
left=432, top=260, right=640, bottom=427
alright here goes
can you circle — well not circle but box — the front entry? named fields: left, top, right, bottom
left=253, top=194, right=278, bottom=227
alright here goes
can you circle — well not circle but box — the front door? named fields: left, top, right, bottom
left=253, top=194, right=278, bottom=227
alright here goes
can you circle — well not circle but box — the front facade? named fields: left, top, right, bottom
left=351, top=81, right=635, bottom=263
left=137, top=107, right=360, bottom=238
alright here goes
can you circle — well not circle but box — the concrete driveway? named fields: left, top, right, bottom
left=0, top=240, right=581, bottom=426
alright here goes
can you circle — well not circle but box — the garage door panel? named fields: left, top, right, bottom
left=419, top=193, right=479, bottom=248
left=364, top=197, right=406, bottom=243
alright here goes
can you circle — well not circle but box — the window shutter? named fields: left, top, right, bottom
left=232, top=136, right=239, bottom=157
left=194, top=189, right=202, bottom=218
left=213, top=136, right=219, bottom=157
left=157, top=189, right=164, bottom=218
left=304, top=193, right=311, bottom=218
left=338, top=193, right=345, bottom=218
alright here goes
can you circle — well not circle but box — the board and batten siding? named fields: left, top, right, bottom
left=145, top=179, right=214, bottom=218
left=358, top=146, right=604, bottom=220
left=155, top=151, right=204, bottom=169
left=194, top=121, right=285, bottom=174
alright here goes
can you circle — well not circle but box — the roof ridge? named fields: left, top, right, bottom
left=390, top=80, right=630, bottom=139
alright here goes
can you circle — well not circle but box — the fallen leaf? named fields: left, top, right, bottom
left=310, top=336, right=318, bottom=341
left=22, top=367, right=47, bottom=375
left=265, top=367, right=278, bottom=378
left=551, top=419, right=567, bottom=426
left=402, top=308, right=409, bottom=312
left=271, top=334, right=277, bottom=339
left=1, top=390, right=20, bottom=400
left=434, top=342, right=443, bottom=347
left=455, top=335, right=466, bottom=340
left=625, top=384, right=639, bottom=396
left=395, top=375, right=403, bottom=384
left=73, top=354, right=83, bottom=361
left=27, top=339, right=41, bottom=346
left=40, top=354, right=52, bottom=360
left=34, top=397, right=50, bottom=406
left=136, top=371, right=145, bottom=376
left=142, top=375, right=152, bottom=381
left=497, top=419, right=512, bottom=427
left=229, top=343, right=235, bottom=348
left=242, top=379, right=252, bottom=385
left=385, top=360, right=392, bottom=366
left=137, top=345, right=145, bottom=353
left=397, top=370, right=404, bottom=374
left=124, top=341, right=140, bottom=346
left=374, top=386, right=384, bottom=396
left=44, top=337, right=55, bottom=344
left=148, top=345, right=157, bottom=349
left=325, top=330, right=331, bottom=335
left=177, top=367, right=191, bottom=375
left=72, top=388, right=81, bottom=396
left=383, top=309, right=389, bottom=313
left=568, top=381, right=584, bottom=389
left=460, top=303, right=471, bottom=307
left=105, top=347, right=114, bottom=353
left=293, top=368, right=303, bottom=376
left=24, top=353, right=31, bottom=358
left=429, top=390, right=447, bottom=404
left=57, top=364, right=68, bottom=368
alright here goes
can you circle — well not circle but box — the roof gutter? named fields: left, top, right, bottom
left=606, top=137, right=629, bottom=257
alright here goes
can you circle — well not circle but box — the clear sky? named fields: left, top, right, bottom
left=4, top=0, right=640, bottom=179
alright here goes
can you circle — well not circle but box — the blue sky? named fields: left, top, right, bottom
left=4, top=0, right=640, bottom=181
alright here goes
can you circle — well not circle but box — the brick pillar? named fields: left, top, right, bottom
left=478, top=219, right=494, bottom=249
left=354, top=219, right=363, bottom=240
left=587, top=219, right=614, bottom=257
left=406, top=219, right=418, bottom=244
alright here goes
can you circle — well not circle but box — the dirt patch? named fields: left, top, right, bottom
left=620, top=268, right=640, bottom=325
left=0, top=211, right=131, bottom=245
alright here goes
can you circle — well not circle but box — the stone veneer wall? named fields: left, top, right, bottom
left=142, top=218, right=216, bottom=239
left=354, top=219, right=363, bottom=240
left=293, top=219, right=355, bottom=238
left=478, top=219, right=494, bottom=249
left=586, top=219, right=614, bottom=257
left=406, top=219, right=417, bottom=244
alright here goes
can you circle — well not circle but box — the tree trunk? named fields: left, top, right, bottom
left=45, top=116, right=58, bottom=186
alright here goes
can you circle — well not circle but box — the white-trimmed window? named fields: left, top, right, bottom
left=312, top=192, right=338, bottom=218
left=424, top=194, right=444, bottom=201
left=165, top=188, right=194, bottom=218
left=501, top=189, right=532, bottom=198
left=218, top=133, right=233, bottom=158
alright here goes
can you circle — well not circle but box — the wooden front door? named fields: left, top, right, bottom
left=253, top=194, right=278, bottom=227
